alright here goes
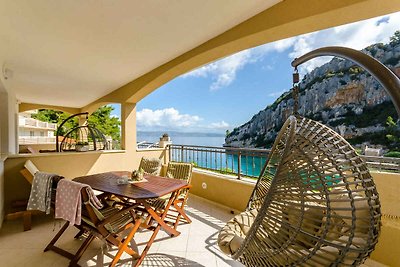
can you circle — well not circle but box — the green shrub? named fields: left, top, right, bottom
left=329, top=101, right=397, bottom=128
left=384, top=151, right=400, bottom=158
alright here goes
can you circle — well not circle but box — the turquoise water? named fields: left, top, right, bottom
left=138, top=133, right=267, bottom=177
left=191, top=153, right=267, bottom=177
left=137, top=132, right=225, bottom=147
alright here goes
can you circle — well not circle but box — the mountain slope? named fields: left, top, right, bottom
left=225, top=35, right=400, bottom=150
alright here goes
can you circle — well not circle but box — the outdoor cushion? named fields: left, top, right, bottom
left=218, top=209, right=257, bottom=255
left=330, top=189, right=372, bottom=234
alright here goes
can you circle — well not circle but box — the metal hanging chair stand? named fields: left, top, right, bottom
left=218, top=46, right=400, bottom=266
left=56, top=112, right=109, bottom=152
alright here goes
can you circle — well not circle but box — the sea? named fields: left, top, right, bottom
left=137, top=131, right=268, bottom=177
left=137, top=131, right=226, bottom=147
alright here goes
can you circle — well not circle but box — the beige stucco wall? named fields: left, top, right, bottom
left=0, top=158, right=4, bottom=228
left=3, top=148, right=167, bottom=215
left=369, top=171, right=400, bottom=266
left=190, top=170, right=255, bottom=212
left=371, top=217, right=400, bottom=266
left=19, top=144, right=56, bottom=153
left=0, top=79, right=11, bottom=228
left=371, top=171, right=400, bottom=218
left=190, top=170, right=400, bottom=214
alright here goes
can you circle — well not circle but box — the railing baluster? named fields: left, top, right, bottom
left=205, top=149, right=208, bottom=169
left=220, top=151, right=222, bottom=173
left=238, top=151, right=241, bottom=180
left=214, top=149, right=217, bottom=172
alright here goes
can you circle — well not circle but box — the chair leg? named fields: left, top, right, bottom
left=109, top=219, right=142, bottom=267
left=44, top=221, right=69, bottom=252
left=74, top=228, right=86, bottom=239
left=23, top=211, right=32, bottom=231
left=173, top=200, right=191, bottom=229
left=45, top=221, right=96, bottom=267
left=69, top=234, right=95, bottom=266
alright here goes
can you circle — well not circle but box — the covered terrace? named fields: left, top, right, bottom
left=0, top=0, right=400, bottom=266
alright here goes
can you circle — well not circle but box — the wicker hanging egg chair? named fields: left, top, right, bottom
left=218, top=115, right=380, bottom=266
left=217, top=46, right=400, bottom=266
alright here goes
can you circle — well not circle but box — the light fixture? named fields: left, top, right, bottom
left=2, top=64, right=13, bottom=80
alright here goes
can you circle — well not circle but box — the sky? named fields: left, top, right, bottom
left=112, top=11, right=400, bottom=134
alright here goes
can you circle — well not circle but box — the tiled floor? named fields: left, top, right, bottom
left=0, top=195, right=243, bottom=267
left=0, top=195, right=387, bottom=267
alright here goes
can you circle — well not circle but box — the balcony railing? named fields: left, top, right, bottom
left=19, top=118, right=57, bottom=129
left=360, top=155, right=400, bottom=172
left=169, top=144, right=270, bottom=179
left=19, top=136, right=57, bottom=144
left=168, top=144, right=400, bottom=179
left=137, top=141, right=160, bottom=149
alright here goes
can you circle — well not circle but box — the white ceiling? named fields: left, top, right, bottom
left=0, top=0, right=281, bottom=108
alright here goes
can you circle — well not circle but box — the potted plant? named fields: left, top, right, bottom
left=131, top=168, right=145, bottom=181
left=75, top=141, right=89, bottom=152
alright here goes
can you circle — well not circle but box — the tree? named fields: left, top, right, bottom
left=31, top=110, right=78, bottom=136
left=87, top=106, right=121, bottom=142
left=31, top=105, right=121, bottom=142
left=389, top=30, right=400, bottom=46
left=385, top=116, right=400, bottom=150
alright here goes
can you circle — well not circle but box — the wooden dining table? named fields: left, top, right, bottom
left=73, top=171, right=189, bottom=266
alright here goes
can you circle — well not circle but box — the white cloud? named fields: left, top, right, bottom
left=209, top=121, right=229, bottom=129
left=268, top=91, right=285, bottom=98
left=137, top=108, right=201, bottom=129
left=288, top=12, right=400, bottom=72
left=182, top=38, right=297, bottom=90
left=183, top=50, right=253, bottom=90
left=255, top=37, right=296, bottom=54
left=181, top=12, right=400, bottom=88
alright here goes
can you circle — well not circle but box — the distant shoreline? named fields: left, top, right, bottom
left=137, top=131, right=225, bottom=137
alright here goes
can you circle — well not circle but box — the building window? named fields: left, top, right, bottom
left=30, top=131, right=34, bottom=137
left=40, top=131, right=45, bottom=137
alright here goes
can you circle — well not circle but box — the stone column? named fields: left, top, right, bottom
left=121, top=102, right=136, bottom=151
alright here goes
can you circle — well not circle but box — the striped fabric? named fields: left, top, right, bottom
left=166, top=162, right=193, bottom=198
left=81, top=206, right=134, bottom=233
left=166, top=162, right=193, bottom=182
left=138, top=157, right=162, bottom=175
left=147, top=162, right=193, bottom=210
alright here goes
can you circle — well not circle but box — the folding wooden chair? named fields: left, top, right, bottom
left=44, top=181, right=142, bottom=267
left=147, top=162, right=193, bottom=230
left=138, top=157, right=162, bottom=175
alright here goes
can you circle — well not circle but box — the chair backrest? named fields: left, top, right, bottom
left=80, top=185, right=132, bottom=234
left=233, top=115, right=381, bottom=266
left=20, top=160, right=40, bottom=184
left=165, top=162, right=193, bottom=183
left=138, top=157, right=162, bottom=175
left=81, top=187, right=104, bottom=226
left=55, top=179, right=104, bottom=227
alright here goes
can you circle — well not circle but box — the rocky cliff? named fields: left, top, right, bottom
left=225, top=37, right=400, bottom=149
